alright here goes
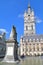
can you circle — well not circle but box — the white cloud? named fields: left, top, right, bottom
left=35, top=16, right=42, bottom=23
left=18, top=14, right=24, bottom=18
left=0, top=29, right=8, bottom=34
left=36, top=19, right=42, bottom=23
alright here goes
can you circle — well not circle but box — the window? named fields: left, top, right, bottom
left=26, top=48, right=28, bottom=51
left=26, top=33, right=28, bottom=36
left=37, top=47, right=39, bottom=51
left=23, top=48, right=24, bottom=51
left=29, top=48, right=31, bottom=52
left=33, top=44, right=35, bottom=45
left=41, top=48, right=43, bottom=51
left=29, top=44, right=31, bottom=45
left=23, top=44, right=24, bottom=46
left=33, top=47, right=35, bottom=51
left=26, top=26, right=28, bottom=30
left=39, top=39, right=40, bottom=42
left=31, top=39, right=33, bottom=42
left=28, top=39, right=29, bottom=42
left=26, top=43, right=27, bottom=45
left=31, top=25, right=33, bottom=30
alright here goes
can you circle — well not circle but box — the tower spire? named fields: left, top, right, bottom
left=28, top=3, right=31, bottom=15
left=28, top=3, right=31, bottom=8
left=28, top=0, right=31, bottom=8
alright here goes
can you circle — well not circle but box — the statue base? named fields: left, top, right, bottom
left=2, top=40, right=19, bottom=63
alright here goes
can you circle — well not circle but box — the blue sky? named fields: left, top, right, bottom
left=0, top=0, right=43, bottom=42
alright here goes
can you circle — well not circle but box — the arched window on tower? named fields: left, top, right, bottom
left=31, top=25, right=33, bottom=30
left=26, top=26, right=28, bottom=30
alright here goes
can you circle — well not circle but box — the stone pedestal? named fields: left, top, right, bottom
left=3, top=40, right=18, bottom=63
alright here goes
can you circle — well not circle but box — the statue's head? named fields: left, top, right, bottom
left=9, top=25, right=17, bottom=40
left=12, top=25, right=16, bottom=34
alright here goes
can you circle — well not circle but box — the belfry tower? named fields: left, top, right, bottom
left=24, top=4, right=35, bottom=36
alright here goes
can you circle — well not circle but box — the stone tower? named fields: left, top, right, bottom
left=24, top=4, right=35, bottom=36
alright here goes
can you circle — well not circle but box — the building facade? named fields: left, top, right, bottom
left=0, top=33, right=6, bottom=58
left=20, top=4, right=43, bottom=56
